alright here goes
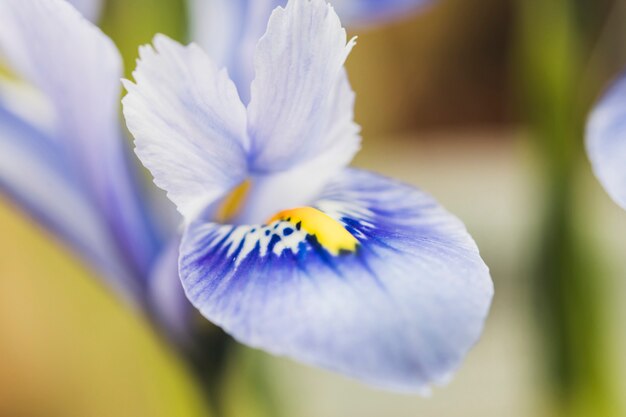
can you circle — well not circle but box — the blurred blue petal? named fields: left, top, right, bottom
left=190, top=0, right=261, bottom=101
left=190, top=0, right=430, bottom=102
left=238, top=70, right=360, bottom=223
left=0, top=104, right=140, bottom=299
left=0, top=0, right=160, bottom=281
left=123, top=35, right=249, bottom=221
left=331, top=0, right=431, bottom=26
left=149, top=239, right=194, bottom=341
left=66, top=0, right=103, bottom=22
left=180, top=169, right=493, bottom=391
left=587, top=73, right=626, bottom=210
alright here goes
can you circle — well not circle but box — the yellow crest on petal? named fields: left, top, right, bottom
left=267, top=207, right=358, bottom=255
left=215, top=180, right=251, bottom=223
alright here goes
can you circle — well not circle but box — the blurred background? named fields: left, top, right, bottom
left=2, top=0, right=626, bottom=416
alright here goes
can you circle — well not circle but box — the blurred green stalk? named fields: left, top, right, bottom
left=517, top=1, right=619, bottom=416
left=100, top=0, right=189, bottom=77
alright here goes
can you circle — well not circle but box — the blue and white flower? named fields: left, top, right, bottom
left=123, top=0, right=492, bottom=392
left=587, top=73, right=626, bottom=211
left=0, top=0, right=436, bottom=333
left=0, top=0, right=433, bottom=322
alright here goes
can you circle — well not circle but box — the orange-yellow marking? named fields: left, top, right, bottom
left=215, top=180, right=251, bottom=223
left=268, top=207, right=358, bottom=255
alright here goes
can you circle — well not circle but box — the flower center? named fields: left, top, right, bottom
left=215, top=183, right=359, bottom=255
left=267, top=207, right=359, bottom=255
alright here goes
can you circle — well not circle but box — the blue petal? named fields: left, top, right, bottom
left=180, top=169, right=493, bottom=392
left=189, top=0, right=270, bottom=103
left=332, top=0, right=432, bottom=26
left=148, top=238, right=194, bottom=342
left=587, top=73, right=626, bottom=210
left=0, top=0, right=161, bottom=279
left=66, top=0, right=103, bottom=22
left=0, top=104, right=140, bottom=300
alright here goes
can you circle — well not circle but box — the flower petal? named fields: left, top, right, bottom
left=123, top=35, right=250, bottom=221
left=66, top=0, right=103, bottom=22
left=237, top=70, right=360, bottom=223
left=331, top=0, right=431, bottom=26
left=246, top=0, right=358, bottom=173
left=180, top=168, right=493, bottom=391
left=0, top=105, right=139, bottom=300
left=148, top=238, right=193, bottom=342
left=190, top=0, right=432, bottom=101
left=189, top=0, right=273, bottom=103
left=587, top=73, right=626, bottom=210
left=0, top=0, right=161, bottom=279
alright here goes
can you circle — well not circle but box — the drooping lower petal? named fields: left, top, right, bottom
left=180, top=169, right=493, bottom=391
left=587, top=73, right=626, bottom=210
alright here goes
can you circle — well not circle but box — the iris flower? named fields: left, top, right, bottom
left=0, top=0, right=434, bottom=332
left=123, top=0, right=493, bottom=392
left=587, top=74, right=626, bottom=211
left=0, top=0, right=492, bottom=392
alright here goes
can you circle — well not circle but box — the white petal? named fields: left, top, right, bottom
left=123, top=35, right=250, bottom=221
left=238, top=70, right=360, bottom=223
left=246, top=0, right=358, bottom=173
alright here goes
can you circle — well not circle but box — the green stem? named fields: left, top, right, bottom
left=185, top=325, right=234, bottom=417
left=517, top=1, right=619, bottom=415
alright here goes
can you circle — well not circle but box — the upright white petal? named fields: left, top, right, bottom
left=246, top=0, right=358, bottom=173
left=123, top=35, right=250, bottom=220
left=238, top=71, right=360, bottom=223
